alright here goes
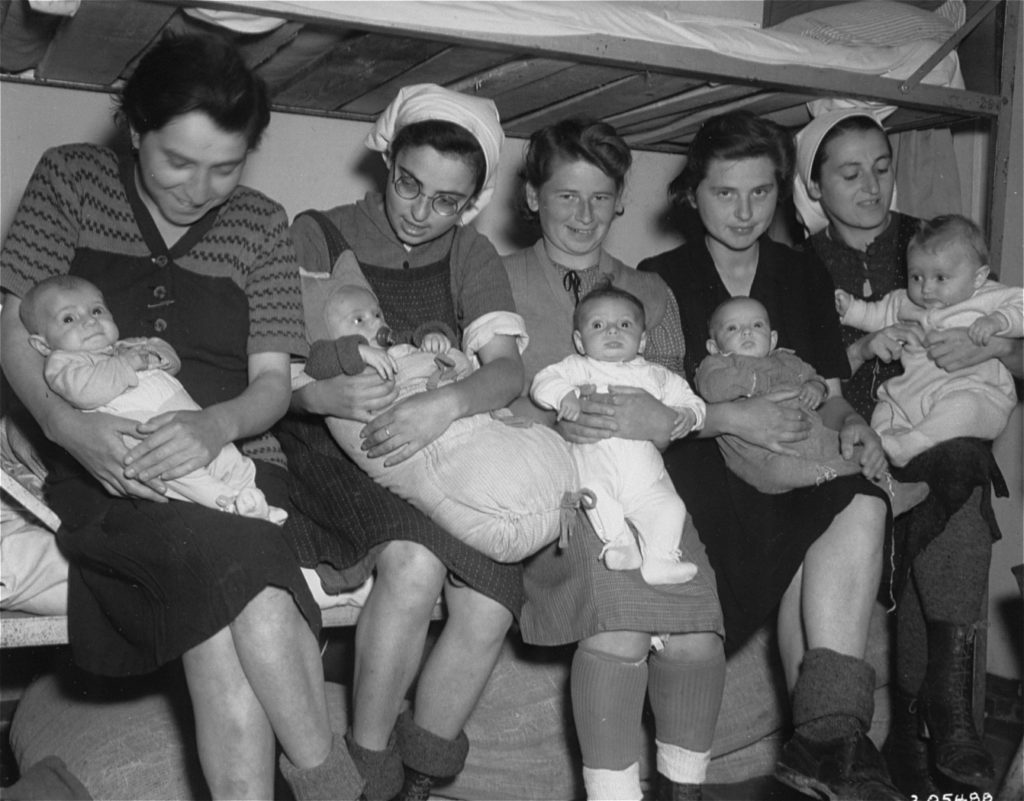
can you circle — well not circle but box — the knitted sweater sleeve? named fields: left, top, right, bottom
left=1, top=145, right=91, bottom=297
left=306, top=336, right=368, bottom=379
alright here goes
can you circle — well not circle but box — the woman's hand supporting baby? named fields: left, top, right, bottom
left=702, top=389, right=812, bottom=457
left=557, top=387, right=676, bottom=449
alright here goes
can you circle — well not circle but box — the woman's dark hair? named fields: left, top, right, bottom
left=517, top=118, right=632, bottom=219
left=118, top=34, right=270, bottom=150
left=809, top=115, right=889, bottom=184
left=668, top=111, right=795, bottom=208
left=391, top=120, right=487, bottom=198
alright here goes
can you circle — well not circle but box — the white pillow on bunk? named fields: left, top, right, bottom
left=773, top=1, right=957, bottom=47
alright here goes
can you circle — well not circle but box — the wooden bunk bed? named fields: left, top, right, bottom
left=0, top=0, right=1019, bottom=636
left=0, top=0, right=1018, bottom=643
left=0, top=3, right=1020, bottom=797
left=0, top=0, right=1018, bottom=255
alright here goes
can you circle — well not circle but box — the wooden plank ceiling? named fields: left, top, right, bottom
left=0, top=0, right=993, bottom=153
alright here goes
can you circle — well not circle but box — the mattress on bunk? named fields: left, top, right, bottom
left=228, top=0, right=965, bottom=87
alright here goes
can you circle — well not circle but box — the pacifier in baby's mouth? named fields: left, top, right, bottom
left=376, top=326, right=396, bottom=347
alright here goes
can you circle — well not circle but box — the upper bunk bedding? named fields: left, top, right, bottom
left=0, top=0, right=1012, bottom=155
left=245, top=0, right=967, bottom=85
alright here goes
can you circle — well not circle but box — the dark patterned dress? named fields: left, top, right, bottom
left=640, top=236, right=891, bottom=651
left=278, top=196, right=525, bottom=615
left=806, top=216, right=1004, bottom=588
left=0, top=144, right=319, bottom=676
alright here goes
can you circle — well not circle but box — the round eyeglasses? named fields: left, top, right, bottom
left=391, top=172, right=467, bottom=217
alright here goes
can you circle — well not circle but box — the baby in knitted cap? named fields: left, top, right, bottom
left=304, top=282, right=585, bottom=563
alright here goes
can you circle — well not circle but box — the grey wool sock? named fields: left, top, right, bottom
left=279, top=734, right=366, bottom=801
left=395, top=711, right=469, bottom=780
left=345, top=730, right=404, bottom=801
left=792, top=648, right=875, bottom=742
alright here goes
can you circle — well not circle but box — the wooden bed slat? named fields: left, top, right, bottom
left=36, top=0, right=176, bottom=84
left=274, top=32, right=450, bottom=111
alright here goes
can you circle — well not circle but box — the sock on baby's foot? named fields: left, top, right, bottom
left=641, top=553, right=698, bottom=586
left=600, top=533, right=642, bottom=571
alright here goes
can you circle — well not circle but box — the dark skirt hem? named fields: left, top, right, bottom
left=277, top=414, right=525, bottom=617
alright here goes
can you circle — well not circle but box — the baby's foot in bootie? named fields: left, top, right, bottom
left=600, top=533, right=642, bottom=571
left=640, top=551, right=698, bottom=585
left=876, top=472, right=930, bottom=517
left=266, top=505, right=289, bottom=525
left=231, top=487, right=271, bottom=519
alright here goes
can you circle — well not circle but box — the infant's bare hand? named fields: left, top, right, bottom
left=798, top=382, right=826, bottom=410
left=557, top=394, right=581, bottom=422
left=670, top=408, right=698, bottom=440
left=419, top=332, right=451, bottom=354
left=968, top=317, right=1000, bottom=346
left=358, top=345, right=397, bottom=381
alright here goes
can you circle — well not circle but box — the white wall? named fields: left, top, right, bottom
left=0, top=82, right=686, bottom=265
left=2, top=79, right=1021, bottom=678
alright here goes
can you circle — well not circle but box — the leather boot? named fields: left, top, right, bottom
left=655, top=773, right=703, bottom=800
left=919, top=621, right=995, bottom=789
left=777, top=729, right=907, bottom=800
left=882, top=690, right=939, bottom=797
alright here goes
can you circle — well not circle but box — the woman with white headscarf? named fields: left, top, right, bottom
left=797, top=109, right=1021, bottom=797
left=279, top=84, right=526, bottom=801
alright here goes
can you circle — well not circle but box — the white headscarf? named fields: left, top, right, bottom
left=365, top=83, right=504, bottom=226
left=794, top=103, right=896, bottom=235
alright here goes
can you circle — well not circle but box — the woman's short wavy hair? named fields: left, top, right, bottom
left=516, top=118, right=632, bottom=220
left=118, top=34, right=270, bottom=150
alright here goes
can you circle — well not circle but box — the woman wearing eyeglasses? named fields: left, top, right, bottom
left=279, top=85, right=527, bottom=801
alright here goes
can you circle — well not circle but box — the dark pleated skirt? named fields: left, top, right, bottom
left=49, top=461, right=320, bottom=677
left=277, top=414, right=525, bottom=616
left=663, top=438, right=892, bottom=652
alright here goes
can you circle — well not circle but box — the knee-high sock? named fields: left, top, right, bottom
left=571, top=644, right=647, bottom=770
left=894, top=576, right=928, bottom=696
left=648, top=645, right=725, bottom=753
left=897, top=487, right=992, bottom=694
left=648, top=645, right=725, bottom=785
left=793, top=648, right=875, bottom=742
left=914, top=488, right=991, bottom=624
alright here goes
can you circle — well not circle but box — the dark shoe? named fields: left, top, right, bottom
left=390, top=767, right=433, bottom=801
left=655, top=773, right=703, bottom=800
left=883, top=691, right=939, bottom=797
left=776, top=730, right=907, bottom=800
left=920, top=622, right=995, bottom=789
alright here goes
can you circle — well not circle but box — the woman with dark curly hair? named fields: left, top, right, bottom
left=0, top=35, right=359, bottom=800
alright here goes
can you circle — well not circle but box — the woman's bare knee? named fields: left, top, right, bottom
left=375, top=541, right=446, bottom=595
left=444, top=583, right=513, bottom=649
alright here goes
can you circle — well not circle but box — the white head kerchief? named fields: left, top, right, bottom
left=365, top=83, right=503, bottom=225
left=794, top=103, right=896, bottom=235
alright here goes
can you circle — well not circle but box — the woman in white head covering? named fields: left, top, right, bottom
left=799, top=109, right=1018, bottom=796
left=281, top=84, right=528, bottom=801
